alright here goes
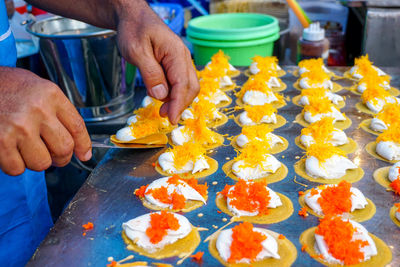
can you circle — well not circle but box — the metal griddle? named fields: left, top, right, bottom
left=28, top=67, right=400, bottom=267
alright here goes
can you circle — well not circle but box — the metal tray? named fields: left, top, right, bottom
left=28, top=67, right=400, bottom=267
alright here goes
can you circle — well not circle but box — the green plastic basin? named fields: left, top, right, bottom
left=188, top=33, right=280, bottom=66
left=187, top=13, right=279, bottom=41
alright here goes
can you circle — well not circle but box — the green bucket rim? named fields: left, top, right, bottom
left=187, top=13, right=279, bottom=41
left=187, top=33, right=280, bottom=48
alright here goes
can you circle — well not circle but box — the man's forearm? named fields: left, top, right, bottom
left=25, top=0, right=147, bottom=30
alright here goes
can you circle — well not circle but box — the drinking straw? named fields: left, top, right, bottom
left=286, top=0, right=311, bottom=28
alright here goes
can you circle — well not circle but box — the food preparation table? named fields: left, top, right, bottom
left=28, top=67, right=400, bottom=267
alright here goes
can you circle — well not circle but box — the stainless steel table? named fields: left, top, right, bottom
left=28, top=67, right=400, bottom=267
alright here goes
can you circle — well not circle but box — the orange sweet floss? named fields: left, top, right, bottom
left=298, top=191, right=305, bottom=196
left=315, top=216, right=369, bottom=265
left=390, top=178, right=400, bottom=195
left=168, top=142, right=206, bottom=170
left=82, top=222, right=94, bottom=231
left=395, top=203, right=400, bottom=212
left=183, top=117, right=220, bottom=145
left=376, top=103, right=400, bottom=126
left=298, top=207, right=309, bottom=217
left=236, top=75, right=275, bottom=99
left=234, top=140, right=272, bottom=171
left=317, top=181, right=352, bottom=215
left=228, top=222, right=267, bottom=263
left=278, top=234, right=285, bottom=240
left=354, top=54, right=377, bottom=77
left=146, top=186, right=186, bottom=210
left=134, top=185, right=148, bottom=198
left=302, top=97, right=337, bottom=116
left=361, top=85, right=391, bottom=105
left=300, top=64, right=330, bottom=83
left=190, top=251, right=204, bottom=263
left=220, top=179, right=271, bottom=215
left=309, top=188, right=319, bottom=196
left=107, top=261, right=118, bottom=267
left=376, top=126, right=400, bottom=144
left=301, top=244, right=308, bottom=252
left=187, top=178, right=208, bottom=197
left=244, top=103, right=277, bottom=123
left=146, top=211, right=180, bottom=244
left=305, top=142, right=346, bottom=163
left=252, top=55, right=279, bottom=74
left=298, top=58, right=324, bottom=71
left=301, top=117, right=335, bottom=143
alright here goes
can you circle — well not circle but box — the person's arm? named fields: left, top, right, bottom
left=0, top=67, right=92, bottom=175
left=26, top=0, right=199, bottom=124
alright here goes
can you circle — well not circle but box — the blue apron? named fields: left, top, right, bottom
left=0, top=1, right=53, bottom=266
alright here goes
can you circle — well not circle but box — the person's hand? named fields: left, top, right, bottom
left=115, top=0, right=199, bottom=124
left=0, top=67, right=92, bottom=176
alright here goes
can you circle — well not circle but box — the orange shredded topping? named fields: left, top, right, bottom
left=298, top=207, right=309, bottom=217
left=300, top=64, right=330, bottom=84
left=375, top=103, right=400, bottom=126
left=228, top=222, right=267, bottom=263
left=241, top=124, right=274, bottom=142
left=135, top=185, right=148, bottom=198
left=190, top=251, right=204, bottom=263
left=361, top=85, right=391, bottom=104
left=252, top=55, right=279, bottom=75
left=395, top=203, right=400, bottom=212
left=82, top=222, right=94, bottom=231
left=298, top=191, right=305, bottom=196
left=303, top=97, right=338, bottom=116
left=167, top=174, right=181, bottom=185
left=199, top=64, right=226, bottom=80
left=234, top=140, right=273, bottom=171
left=301, top=244, right=308, bottom=252
left=197, top=77, right=221, bottom=99
left=209, top=50, right=230, bottom=72
left=278, top=234, right=285, bottom=240
left=186, top=98, right=220, bottom=122
left=301, top=117, right=336, bottom=143
left=107, top=261, right=117, bottom=267
left=300, top=87, right=329, bottom=100
left=146, top=186, right=186, bottom=210
left=310, top=187, right=319, bottom=196
left=315, top=216, right=369, bottom=265
left=298, top=58, right=325, bottom=72
left=390, top=178, right=400, bottom=195
left=318, top=181, right=353, bottom=215
left=82, top=232, right=86, bottom=237
left=306, top=142, right=346, bottom=163
left=220, top=179, right=271, bottom=215
left=182, top=117, right=220, bottom=146
left=353, top=54, right=377, bottom=77
left=376, top=126, right=400, bottom=144
left=236, top=75, right=278, bottom=100
left=146, top=211, right=180, bottom=244
left=167, top=142, right=207, bottom=170
left=244, top=103, right=277, bottom=123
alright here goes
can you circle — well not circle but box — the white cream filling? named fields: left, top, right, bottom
left=142, top=96, right=154, bottom=107
left=216, top=228, right=280, bottom=263
left=376, top=141, right=400, bottom=161
left=396, top=211, right=400, bottom=222
left=171, top=126, right=190, bottom=146
left=205, top=89, right=230, bottom=105
left=305, top=155, right=357, bottom=179
left=299, top=91, right=343, bottom=106
left=236, top=133, right=283, bottom=148
left=304, top=186, right=368, bottom=215
left=122, top=212, right=192, bottom=253
left=300, top=129, right=348, bottom=147
left=388, top=161, right=400, bottom=182
left=303, top=107, right=346, bottom=124
left=143, top=177, right=206, bottom=209
left=238, top=111, right=277, bottom=126
left=181, top=108, right=222, bottom=122
left=350, top=65, right=387, bottom=79
left=220, top=75, right=234, bottom=88
left=370, top=118, right=388, bottom=132
left=366, top=96, right=400, bottom=113
left=315, top=218, right=377, bottom=265
left=158, top=152, right=210, bottom=174
left=116, top=127, right=136, bottom=141
left=232, top=154, right=281, bottom=180
left=267, top=77, right=281, bottom=88
left=357, top=81, right=390, bottom=93
left=242, top=90, right=279, bottom=106
left=299, top=77, right=333, bottom=90
left=227, top=186, right=282, bottom=216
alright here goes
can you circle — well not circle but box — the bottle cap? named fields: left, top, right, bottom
left=303, top=22, right=325, bottom=42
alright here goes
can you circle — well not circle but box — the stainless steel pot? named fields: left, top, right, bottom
left=27, top=16, right=136, bottom=122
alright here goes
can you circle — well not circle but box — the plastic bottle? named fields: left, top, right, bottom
left=297, top=22, right=330, bottom=64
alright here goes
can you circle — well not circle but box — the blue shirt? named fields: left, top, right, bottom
left=0, top=1, right=52, bottom=266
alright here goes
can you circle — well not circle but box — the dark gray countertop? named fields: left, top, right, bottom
left=28, top=66, right=400, bottom=267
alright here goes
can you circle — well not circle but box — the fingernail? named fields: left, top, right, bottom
left=151, top=84, right=168, bottom=100
left=83, top=150, right=92, bottom=161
